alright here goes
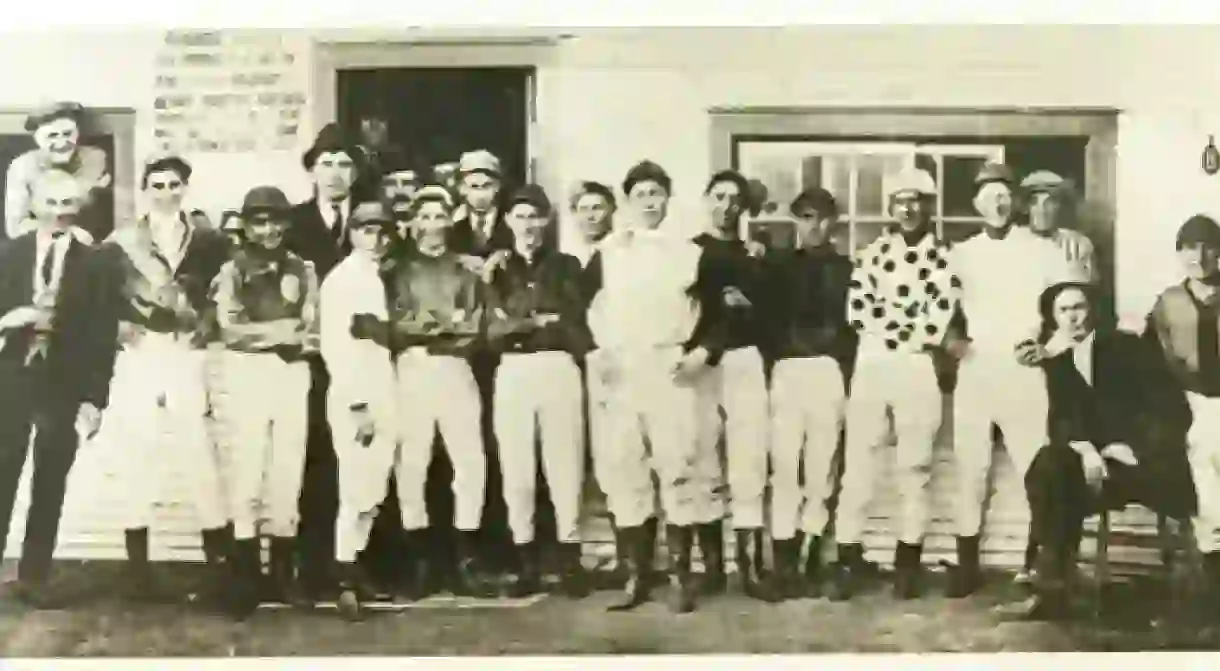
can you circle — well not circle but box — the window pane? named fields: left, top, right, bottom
left=944, top=156, right=989, bottom=217
left=828, top=156, right=851, bottom=216
left=943, top=221, right=984, bottom=245
left=852, top=220, right=888, bottom=254
left=800, top=156, right=823, bottom=192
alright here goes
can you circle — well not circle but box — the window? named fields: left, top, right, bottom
left=737, top=140, right=1004, bottom=255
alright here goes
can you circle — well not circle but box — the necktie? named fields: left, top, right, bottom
left=331, top=203, right=345, bottom=247
left=40, top=232, right=64, bottom=288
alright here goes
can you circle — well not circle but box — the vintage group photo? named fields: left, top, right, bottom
left=0, top=24, right=1219, bottom=658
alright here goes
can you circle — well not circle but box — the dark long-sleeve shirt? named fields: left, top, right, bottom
left=691, top=233, right=764, bottom=356
left=760, top=244, right=858, bottom=367
left=211, top=247, right=321, bottom=360
left=384, top=249, right=486, bottom=358
left=485, top=247, right=594, bottom=357
left=1145, top=281, right=1220, bottom=397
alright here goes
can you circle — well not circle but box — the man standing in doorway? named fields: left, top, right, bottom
left=689, top=169, right=772, bottom=601
left=831, top=168, right=961, bottom=602
left=1021, top=171, right=1096, bottom=283
left=944, top=163, right=1087, bottom=598
left=569, top=181, right=616, bottom=268
left=286, top=122, right=366, bottom=602
left=761, top=187, right=857, bottom=600
left=582, top=159, right=724, bottom=614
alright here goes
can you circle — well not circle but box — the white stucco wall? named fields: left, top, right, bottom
left=2, top=26, right=1218, bottom=564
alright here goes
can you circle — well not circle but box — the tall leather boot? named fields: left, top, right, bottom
left=197, top=525, right=236, bottom=610
left=666, top=524, right=697, bottom=614
left=269, top=536, right=312, bottom=608
left=769, top=535, right=803, bottom=600
left=505, top=541, right=542, bottom=598
left=642, top=516, right=660, bottom=590
left=607, top=523, right=652, bottom=611
left=1020, top=543, right=1071, bottom=621
left=735, top=529, right=775, bottom=601
left=557, top=542, right=590, bottom=598
left=394, top=528, right=432, bottom=604
left=453, top=530, right=490, bottom=597
left=804, top=534, right=824, bottom=598
left=892, top=541, right=924, bottom=600
left=828, top=542, right=865, bottom=602
left=121, top=527, right=178, bottom=603
left=697, top=522, right=726, bottom=595
left=946, top=535, right=983, bottom=598
left=230, top=538, right=263, bottom=619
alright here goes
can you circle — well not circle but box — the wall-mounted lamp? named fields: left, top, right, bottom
left=1204, top=135, right=1220, bottom=175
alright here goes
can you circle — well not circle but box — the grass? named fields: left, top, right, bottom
left=2, top=562, right=1219, bottom=656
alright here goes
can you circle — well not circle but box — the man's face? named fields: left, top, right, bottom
left=32, top=176, right=83, bottom=230
left=1053, top=288, right=1093, bottom=341
left=573, top=193, right=612, bottom=241
left=360, top=118, right=389, bottom=148
left=245, top=213, right=289, bottom=251
left=460, top=171, right=500, bottom=213
left=33, top=118, right=80, bottom=166
left=1179, top=242, right=1220, bottom=281
left=792, top=205, right=832, bottom=247
left=381, top=171, right=419, bottom=202
left=507, top=202, right=548, bottom=253
left=412, top=201, right=452, bottom=256
left=890, top=191, right=929, bottom=231
left=1028, top=191, right=1061, bottom=234
left=627, top=180, right=669, bottom=231
left=145, top=169, right=187, bottom=213
left=350, top=224, right=390, bottom=257
left=705, top=179, right=745, bottom=233
left=311, top=150, right=357, bottom=201
left=974, top=182, right=1014, bottom=228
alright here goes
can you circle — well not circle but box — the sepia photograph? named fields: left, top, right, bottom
left=1, top=15, right=1220, bottom=662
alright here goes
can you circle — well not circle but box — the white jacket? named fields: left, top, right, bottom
left=320, top=251, right=397, bottom=416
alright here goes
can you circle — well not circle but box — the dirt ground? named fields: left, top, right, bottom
left=2, top=562, right=1219, bottom=657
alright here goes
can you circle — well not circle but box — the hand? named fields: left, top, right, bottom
left=1043, top=330, right=1076, bottom=359
left=0, top=306, right=43, bottom=331
left=1014, top=339, right=1047, bottom=367
left=76, top=402, right=102, bottom=440
left=533, top=312, right=560, bottom=327
left=945, top=336, right=972, bottom=362
left=589, top=349, right=620, bottom=387
left=174, top=306, right=200, bottom=332
left=723, top=286, right=753, bottom=309
left=483, top=251, right=512, bottom=283
left=1101, top=443, right=1139, bottom=467
left=352, top=406, right=376, bottom=447
left=458, top=255, right=487, bottom=275
left=671, top=347, right=710, bottom=383
left=94, top=172, right=113, bottom=191
left=351, top=313, right=382, bottom=340
left=745, top=240, right=766, bottom=258
left=1076, top=444, right=1109, bottom=494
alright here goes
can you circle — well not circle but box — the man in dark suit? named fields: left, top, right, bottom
left=285, top=122, right=366, bottom=601
left=0, top=170, right=104, bottom=608
left=1019, top=281, right=1194, bottom=620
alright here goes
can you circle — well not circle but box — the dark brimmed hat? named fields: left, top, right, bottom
left=240, top=186, right=292, bottom=219
left=790, top=187, right=840, bottom=219
left=1177, top=214, right=1220, bottom=250
left=704, top=169, right=751, bottom=198
left=622, top=160, right=672, bottom=196
left=141, top=152, right=193, bottom=187
left=506, top=184, right=553, bottom=217
left=302, top=123, right=362, bottom=171
left=25, top=101, right=86, bottom=133
left=1038, top=281, right=1096, bottom=330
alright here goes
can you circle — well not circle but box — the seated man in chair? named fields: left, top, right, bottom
left=1019, top=281, right=1194, bottom=620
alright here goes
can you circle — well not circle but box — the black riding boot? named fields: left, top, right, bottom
left=230, top=538, right=263, bottom=619
left=736, top=529, right=776, bottom=601
left=557, top=542, right=590, bottom=598
left=828, top=542, right=865, bottom=602
left=946, top=535, right=983, bottom=598
left=697, top=522, right=726, bottom=595
left=607, top=523, right=652, bottom=611
left=667, top=524, right=697, bottom=614
left=892, top=541, right=924, bottom=600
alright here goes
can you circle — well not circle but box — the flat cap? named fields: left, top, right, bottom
left=349, top=201, right=395, bottom=229
left=507, top=184, right=553, bottom=216
left=413, top=184, right=457, bottom=208
left=1020, top=170, right=1067, bottom=193
left=622, top=159, right=672, bottom=196
left=25, top=101, right=85, bottom=133
left=974, top=161, right=1016, bottom=187
left=790, top=187, right=840, bottom=219
left=1177, top=214, right=1220, bottom=250
left=458, top=150, right=501, bottom=177
left=240, top=186, right=292, bottom=217
left=883, top=168, right=937, bottom=199
left=142, top=152, right=193, bottom=184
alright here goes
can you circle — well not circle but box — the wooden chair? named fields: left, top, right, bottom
left=1090, top=508, right=1201, bottom=619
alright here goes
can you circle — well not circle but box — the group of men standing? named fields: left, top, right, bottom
left=4, top=105, right=1220, bottom=626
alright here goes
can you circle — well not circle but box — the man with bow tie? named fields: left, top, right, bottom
left=0, top=170, right=103, bottom=608
left=89, top=154, right=233, bottom=604
left=1018, top=282, right=1193, bottom=620
left=212, top=186, right=321, bottom=616
left=286, top=122, right=367, bottom=601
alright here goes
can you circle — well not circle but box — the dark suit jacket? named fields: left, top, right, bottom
left=286, top=198, right=355, bottom=282
left=0, top=232, right=100, bottom=409
left=449, top=212, right=515, bottom=259
left=1042, top=329, right=1195, bottom=517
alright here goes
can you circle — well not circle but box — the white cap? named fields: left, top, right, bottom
left=413, top=184, right=456, bottom=208
left=457, top=149, right=501, bottom=177
left=883, top=168, right=937, bottom=199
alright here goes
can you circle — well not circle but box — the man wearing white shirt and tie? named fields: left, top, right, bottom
left=0, top=170, right=102, bottom=609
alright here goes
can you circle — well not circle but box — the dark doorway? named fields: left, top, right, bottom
left=337, top=67, right=532, bottom=186
left=335, top=66, right=541, bottom=587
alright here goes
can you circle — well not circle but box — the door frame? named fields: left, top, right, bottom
left=311, top=37, right=563, bottom=184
